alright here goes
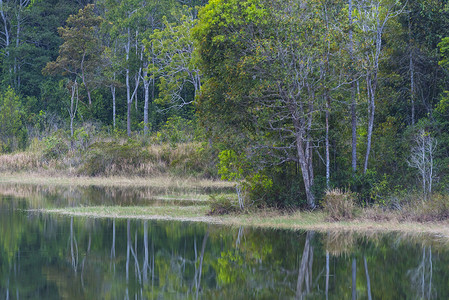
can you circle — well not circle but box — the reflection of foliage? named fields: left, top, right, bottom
left=216, top=251, right=244, bottom=284
left=3, top=194, right=449, bottom=299
left=0, top=200, right=26, bottom=265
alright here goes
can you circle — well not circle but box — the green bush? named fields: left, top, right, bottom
left=0, top=86, right=27, bottom=153
left=249, top=164, right=306, bottom=208
left=154, top=116, right=198, bottom=145
left=208, top=194, right=238, bottom=215
left=42, top=132, right=69, bottom=160
left=322, top=189, right=356, bottom=221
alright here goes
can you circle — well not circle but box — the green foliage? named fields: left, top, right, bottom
left=1, top=0, right=449, bottom=215
left=147, top=7, right=201, bottom=107
left=242, top=172, right=273, bottom=206
left=438, top=37, right=449, bottom=69
left=42, top=131, right=69, bottom=160
left=0, top=87, right=27, bottom=152
left=154, top=116, right=198, bottom=145
left=208, top=194, right=238, bottom=215
left=218, top=150, right=246, bottom=182
left=43, top=4, right=104, bottom=106
left=369, top=174, right=391, bottom=206
left=349, top=169, right=386, bottom=205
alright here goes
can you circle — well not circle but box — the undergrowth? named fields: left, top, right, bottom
left=0, top=133, right=216, bottom=178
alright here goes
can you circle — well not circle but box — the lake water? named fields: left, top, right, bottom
left=0, top=185, right=447, bottom=299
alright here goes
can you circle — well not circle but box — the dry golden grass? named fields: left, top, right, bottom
left=0, top=152, right=43, bottom=171
left=0, top=141, right=214, bottom=178
left=322, top=188, right=355, bottom=221
left=0, top=172, right=233, bottom=189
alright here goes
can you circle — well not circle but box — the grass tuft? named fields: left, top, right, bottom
left=322, top=188, right=356, bottom=221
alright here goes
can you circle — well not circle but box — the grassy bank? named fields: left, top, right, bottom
left=0, top=172, right=232, bottom=189
left=0, top=139, right=216, bottom=178
left=2, top=172, right=449, bottom=237
left=34, top=205, right=449, bottom=238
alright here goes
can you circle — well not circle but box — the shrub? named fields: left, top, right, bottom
left=42, top=132, right=69, bottom=160
left=165, top=142, right=216, bottom=177
left=0, top=86, right=27, bottom=153
left=411, top=193, right=449, bottom=222
left=80, top=140, right=152, bottom=176
left=244, top=172, right=273, bottom=207
left=154, top=116, right=198, bottom=145
left=208, top=194, right=238, bottom=215
left=322, top=189, right=356, bottom=221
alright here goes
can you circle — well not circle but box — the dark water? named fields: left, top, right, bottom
left=0, top=187, right=447, bottom=299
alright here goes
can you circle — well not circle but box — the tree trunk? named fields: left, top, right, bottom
left=126, top=28, right=131, bottom=136
left=0, top=0, right=10, bottom=52
left=364, top=73, right=376, bottom=174
left=14, top=8, right=21, bottom=90
left=141, top=65, right=150, bottom=136
left=111, top=85, right=116, bottom=129
left=69, top=81, right=78, bottom=150
left=297, top=138, right=315, bottom=209
left=144, top=81, right=150, bottom=135
left=349, top=0, right=357, bottom=174
left=409, top=13, right=415, bottom=125
left=325, top=92, right=330, bottom=189
left=80, top=54, right=92, bottom=106
left=126, top=67, right=131, bottom=137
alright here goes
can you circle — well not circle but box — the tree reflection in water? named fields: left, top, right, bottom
left=0, top=198, right=447, bottom=299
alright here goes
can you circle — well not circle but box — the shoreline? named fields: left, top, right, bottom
left=32, top=206, right=449, bottom=238
left=2, top=172, right=449, bottom=237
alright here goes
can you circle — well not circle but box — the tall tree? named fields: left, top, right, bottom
left=148, top=8, right=201, bottom=109
left=43, top=4, right=104, bottom=106
left=0, top=86, right=24, bottom=152
left=100, top=0, right=176, bottom=136
left=195, top=0, right=337, bottom=208
left=353, top=0, right=403, bottom=174
left=349, top=0, right=358, bottom=174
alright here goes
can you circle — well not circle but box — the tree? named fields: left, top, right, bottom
left=43, top=4, right=104, bottom=106
left=348, top=0, right=358, bottom=174
left=0, top=86, right=25, bottom=152
left=218, top=150, right=247, bottom=209
left=99, top=0, right=176, bottom=136
left=0, top=0, right=35, bottom=90
left=0, top=0, right=83, bottom=109
left=352, top=0, right=404, bottom=174
left=195, top=0, right=337, bottom=208
left=67, top=80, right=79, bottom=144
left=148, top=8, right=201, bottom=109
left=408, top=129, right=437, bottom=197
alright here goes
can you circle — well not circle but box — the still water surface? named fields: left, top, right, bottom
left=0, top=185, right=447, bottom=299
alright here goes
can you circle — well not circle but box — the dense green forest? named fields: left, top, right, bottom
left=1, top=0, right=449, bottom=210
